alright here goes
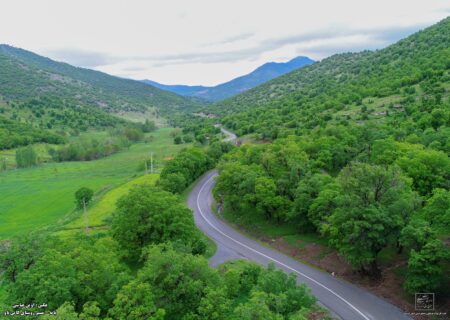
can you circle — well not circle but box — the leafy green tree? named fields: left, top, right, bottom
left=9, top=249, right=77, bottom=310
left=141, top=119, right=157, bottom=133
left=260, top=138, right=310, bottom=197
left=397, top=149, right=450, bottom=196
left=160, top=147, right=213, bottom=193
left=182, top=134, right=194, bottom=143
left=421, top=188, right=450, bottom=231
left=254, top=264, right=316, bottom=317
left=255, top=176, right=290, bottom=221
left=15, top=145, right=37, bottom=168
left=108, top=281, right=165, bottom=320
left=7, top=238, right=129, bottom=313
left=404, top=239, right=449, bottom=294
left=223, top=268, right=242, bottom=297
left=123, top=127, right=144, bottom=142
left=308, top=183, right=340, bottom=231
left=214, top=162, right=264, bottom=214
left=287, top=309, right=310, bottom=320
left=194, top=288, right=233, bottom=320
left=323, top=163, right=418, bottom=276
left=370, top=138, right=401, bottom=165
left=206, top=141, right=234, bottom=161
left=159, top=172, right=187, bottom=193
left=75, top=187, right=94, bottom=209
left=68, top=238, right=130, bottom=311
left=232, top=291, right=283, bottom=320
left=218, top=260, right=261, bottom=296
left=78, top=301, right=101, bottom=320
left=111, top=186, right=200, bottom=260
left=174, top=135, right=183, bottom=144
left=137, top=245, right=222, bottom=320
left=400, top=219, right=435, bottom=251
left=0, top=232, right=45, bottom=284
left=290, top=173, right=334, bottom=230
left=430, top=108, right=448, bottom=129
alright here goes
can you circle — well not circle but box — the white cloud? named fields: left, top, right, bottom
left=0, top=0, right=448, bottom=85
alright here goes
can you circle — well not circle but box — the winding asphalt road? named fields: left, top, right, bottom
left=219, top=126, right=237, bottom=142
left=187, top=129, right=411, bottom=319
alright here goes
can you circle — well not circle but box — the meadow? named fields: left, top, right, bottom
left=0, top=127, right=189, bottom=239
left=63, top=173, right=159, bottom=232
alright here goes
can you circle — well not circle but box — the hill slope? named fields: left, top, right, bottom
left=208, top=18, right=449, bottom=311
left=208, top=18, right=449, bottom=137
left=142, top=56, right=314, bottom=101
left=0, top=44, right=197, bottom=113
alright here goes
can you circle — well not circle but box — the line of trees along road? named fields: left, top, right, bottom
left=158, top=141, right=235, bottom=194
left=213, top=128, right=449, bottom=294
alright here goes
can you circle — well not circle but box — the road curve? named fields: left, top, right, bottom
left=187, top=170, right=412, bottom=320
left=214, top=124, right=238, bottom=142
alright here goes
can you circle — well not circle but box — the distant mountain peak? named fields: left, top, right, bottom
left=142, top=56, right=314, bottom=102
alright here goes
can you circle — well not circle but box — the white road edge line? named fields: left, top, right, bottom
left=196, top=174, right=371, bottom=320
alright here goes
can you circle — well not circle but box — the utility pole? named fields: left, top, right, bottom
left=145, top=159, right=148, bottom=175
left=83, top=198, right=89, bottom=234
left=150, top=152, right=154, bottom=174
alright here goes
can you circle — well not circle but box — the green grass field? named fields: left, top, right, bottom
left=64, top=173, right=159, bottom=231
left=115, top=109, right=167, bottom=127
left=0, top=128, right=188, bottom=239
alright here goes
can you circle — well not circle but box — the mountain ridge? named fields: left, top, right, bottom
left=0, top=44, right=199, bottom=114
left=142, top=56, right=314, bottom=101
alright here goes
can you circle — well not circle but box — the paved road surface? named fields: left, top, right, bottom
left=187, top=170, right=412, bottom=320
left=215, top=125, right=237, bottom=142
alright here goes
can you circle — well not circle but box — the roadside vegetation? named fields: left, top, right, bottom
left=159, top=141, right=234, bottom=193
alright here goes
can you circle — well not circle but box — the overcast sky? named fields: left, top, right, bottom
left=1, top=0, right=449, bottom=86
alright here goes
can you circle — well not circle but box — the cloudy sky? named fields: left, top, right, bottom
left=1, top=0, right=449, bottom=86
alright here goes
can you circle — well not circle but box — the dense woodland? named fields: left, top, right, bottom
left=211, top=18, right=450, bottom=296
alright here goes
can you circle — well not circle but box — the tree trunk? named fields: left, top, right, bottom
left=396, top=240, right=403, bottom=254
left=369, top=260, right=381, bottom=279
left=84, top=198, right=89, bottom=234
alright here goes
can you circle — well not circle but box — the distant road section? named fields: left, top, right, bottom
left=188, top=171, right=412, bottom=320
left=213, top=124, right=237, bottom=143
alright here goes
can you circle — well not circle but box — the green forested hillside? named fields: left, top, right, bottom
left=211, top=17, right=450, bottom=301
left=0, top=44, right=199, bottom=113
left=1, top=97, right=130, bottom=130
left=0, top=115, right=65, bottom=149
left=0, top=97, right=135, bottom=150
left=0, top=45, right=202, bottom=150
left=211, top=17, right=449, bottom=146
